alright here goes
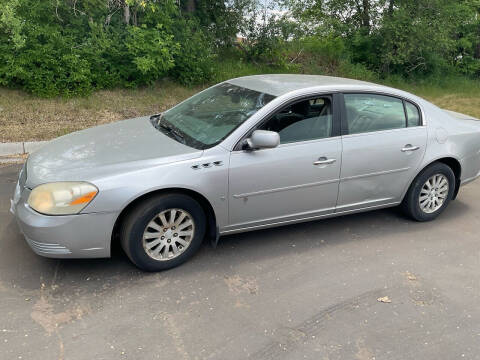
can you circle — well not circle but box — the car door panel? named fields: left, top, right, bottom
left=338, top=126, right=427, bottom=212
left=227, top=137, right=342, bottom=230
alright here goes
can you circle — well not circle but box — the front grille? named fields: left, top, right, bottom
left=26, top=238, right=71, bottom=255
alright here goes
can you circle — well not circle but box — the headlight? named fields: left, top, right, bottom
left=28, top=182, right=98, bottom=215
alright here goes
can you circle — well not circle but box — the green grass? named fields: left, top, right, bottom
left=0, top=81, right=201, bottom=142
left=385, top=76, right=480, bottom=119
left=0, top=65, right=479, bottom=142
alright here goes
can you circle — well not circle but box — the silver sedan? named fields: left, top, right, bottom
left=11, top=75, right=480, bottom=271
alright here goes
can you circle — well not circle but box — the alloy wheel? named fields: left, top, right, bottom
left=142, top=208, right=195, bottom=261
left=419, top=174, right=449, bottom=214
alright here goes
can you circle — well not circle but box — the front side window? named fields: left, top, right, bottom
left=156, top=83, right=276, bottom=149
left=259, top=97, right=333, bottom=144
left=345, top=94, right=407, bottom=135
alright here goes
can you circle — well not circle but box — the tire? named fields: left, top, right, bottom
left=402, top=162, right=455, bottom=222
left=120, top=193, right=206, bottom=271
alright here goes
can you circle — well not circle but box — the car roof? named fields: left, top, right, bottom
left=227, top=74, right=391, bottom=97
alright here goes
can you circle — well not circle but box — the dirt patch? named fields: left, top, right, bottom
left=31, top=296, right=86, bottom=335
left=355, top=338, right=375, bottom=360
left=224, top=275, right=259, bottom=295
left=403, top=271, right=438, bottom=306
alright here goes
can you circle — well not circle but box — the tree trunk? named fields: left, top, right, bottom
left=388, top=0, right=394, bottom=16
left=132, top=9, right=137, bottom=26
left=361, top=0, right=371, bottom=31
left=123, top=2, right=130, bottom=25
left=185, top=0, right=196, bottom=13
left=476, top=24, right=480, bottom=59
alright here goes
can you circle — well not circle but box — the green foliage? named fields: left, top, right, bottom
left=297, top=36, right=348, bottom=71
left=211, top=52, right=295, bottom=84
left=169, top=18, right=214, bottom=85
left=0, top=0, right=25, bottom=49
left=0, top=0, right=478, bottom=96
left=0, top=0, right=215, bottom=96
left=285, top=0, right=480, bottom=80
left=125, top=25, right=177, bottom=83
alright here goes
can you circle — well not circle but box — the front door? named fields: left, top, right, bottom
left=226, top=95, right=342, bottom=231
left=337, top=93, right=427, bottom=212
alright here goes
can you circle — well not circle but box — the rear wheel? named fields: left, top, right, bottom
left=120, top=194, right=206, bottom=271
left=402, top=162, right=455, bottom=222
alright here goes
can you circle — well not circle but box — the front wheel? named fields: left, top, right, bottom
left=402, top=162, right=455, bottom=222
left=120, top=193, right=206, bottom=271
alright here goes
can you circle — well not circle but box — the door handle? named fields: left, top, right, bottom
left=314, top=157, right=336, bottom=166
left=401, top=145, right=420, bottom=152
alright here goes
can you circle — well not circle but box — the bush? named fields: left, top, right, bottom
left=0, top=0, right=214, bottom=96
left=294, top=36, right=348, bottom=73
left=125, top=25, right=178, bottom=85
left=169, top=18, right=214, bottom=85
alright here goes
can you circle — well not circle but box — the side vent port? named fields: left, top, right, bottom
left=191, top=161, right=224, bottom=170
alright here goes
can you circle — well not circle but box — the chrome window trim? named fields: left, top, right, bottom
left=340, top=91, right=426, bottom=136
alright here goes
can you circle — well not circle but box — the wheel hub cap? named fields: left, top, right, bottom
left=142, top=208, right=195, bottom=261
left=419, top=174, right=449, bottom=214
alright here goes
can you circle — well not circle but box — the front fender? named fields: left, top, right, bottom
left=82, top=152, right=230, bottom=230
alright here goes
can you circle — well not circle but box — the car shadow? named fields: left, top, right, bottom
left=0, top=195, right=471, bottom=300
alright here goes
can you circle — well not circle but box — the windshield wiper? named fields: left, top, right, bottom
left=158, top=119, right=186, bottom=144
left=150, top=113, right=163, bottom=129
left=150, top=113, right=187, bottom=145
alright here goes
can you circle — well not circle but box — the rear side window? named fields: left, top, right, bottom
left=405, top=101, right=421, bottom=127
left=344, top=94, right=406, bottom=135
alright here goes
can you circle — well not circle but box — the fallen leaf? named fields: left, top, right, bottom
left=377, top=296, right=392, bottom=303
left=406, top=272, right=417, bottom=281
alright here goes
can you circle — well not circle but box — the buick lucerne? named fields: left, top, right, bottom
left=11, top=75, right=480, bottom=271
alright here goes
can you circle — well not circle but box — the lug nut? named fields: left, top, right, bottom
left=167, top=239, right=171, bottom=243
left=174, top=233, right=178, bottom=237
left=161, top=236, right=165, bottom=240
left=172, top=226, right=176, bottom=230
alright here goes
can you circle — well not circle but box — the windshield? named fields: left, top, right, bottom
left=154, top=83, right=276, bottom=149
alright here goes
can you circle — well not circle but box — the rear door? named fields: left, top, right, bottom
left=337, top=93, right=427, bottom=212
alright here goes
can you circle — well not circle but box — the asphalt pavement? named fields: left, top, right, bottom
left=1, top=163, right=480, bottom=360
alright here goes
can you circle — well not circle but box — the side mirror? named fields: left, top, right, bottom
left=244, top=130, right=280, bottom=150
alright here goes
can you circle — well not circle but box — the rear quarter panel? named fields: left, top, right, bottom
left=421, top=102, right=480, bottom=183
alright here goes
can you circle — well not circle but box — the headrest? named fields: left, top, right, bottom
left=292, top=101, right=310, bottom=117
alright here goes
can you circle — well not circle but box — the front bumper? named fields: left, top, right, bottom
left=12, top=188, right=117, bottom=259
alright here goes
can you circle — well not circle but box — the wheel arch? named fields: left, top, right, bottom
left=436, top=157, right=462, bottom=199
left=111, top=187, right=218, bottom=253
left=405, top=156, right=462, bottom=201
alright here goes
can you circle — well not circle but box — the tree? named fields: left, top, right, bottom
left=284, top=0, right=480, bottom=77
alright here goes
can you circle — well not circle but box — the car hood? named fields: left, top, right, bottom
left=26, top=116, right=203, bottom=187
